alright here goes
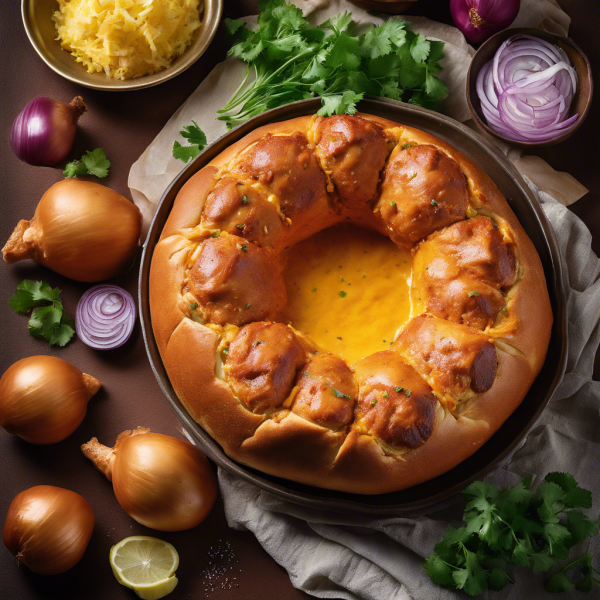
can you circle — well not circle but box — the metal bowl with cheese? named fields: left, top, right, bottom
left=22, top=0, right=223, bottom=91
left=148, top=112, right=553, bottom=495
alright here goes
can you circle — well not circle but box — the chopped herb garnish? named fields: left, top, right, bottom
left=222, top=347, right=229, bottom=355
left=253, top=340, right=265, bottom=346
left=431, top=199, right=438, bottom=206
left=241, top=244, right=248, bottom=253
left=371, top=399, right=377, bottom=406
left=236, top=223, right=245, bottom=229
left=401, top=142, right=417, bottom=150
left=172, top=120, right=207, bottom=163
left=211, top=231, right=221, bottom=238
left=190, top=302, right=198, bottom=311
left=339, top=291, right=347, bottom=298
left=311, top=288, right=317, bottom=292
left=245, top=303, right=251, bottom=309
left=409, top=172, right=417, bottom=180
left=237, top=181, right=244, bottom=186
left=328, top=384, right=351, bottom=400
left=391, top=201, right=396, bottom=207
left=336, top=336, right=343, bottom=340
left=396, top=386, right=404, bottom=393
left=468, top=291, right=481, bottom=297
left=383, top=340, right=387, bottom=343
left=241, top=195, right=249, bottom=205
left=383, top=392, right=389, bottom=398
left=406, top=389, right=412, bottom=398
left=303, top=371, right=313, bottom=378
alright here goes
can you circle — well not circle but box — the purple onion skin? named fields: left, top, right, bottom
left=450, top=0, right=521, bottom=44
left=10, top=96, right=87, bottom=167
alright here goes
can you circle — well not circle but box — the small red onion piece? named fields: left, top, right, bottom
left=476, top=34, right=579, bottom=142
left=76, top=285, right=136, bottom=350
left=450, top=0, right=521, bottom=44
left=10, top=97, right=87, bottom=167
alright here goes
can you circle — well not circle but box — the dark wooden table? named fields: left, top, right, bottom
left=1, top=1, right=598, bottom=599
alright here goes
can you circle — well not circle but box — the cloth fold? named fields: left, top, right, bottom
left=219, top=183, right=600, bottom=599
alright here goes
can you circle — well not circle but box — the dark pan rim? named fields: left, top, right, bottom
left=139, top=96, right=568, bottom=516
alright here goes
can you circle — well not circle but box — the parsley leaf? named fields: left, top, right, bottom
left=10, top=280, right=76, bottom=346
left=173, top=120, right=207, bottom=163
left=64, top=148, right=111, bottom=178
left=217, top=0, right=446, bottom=128
left=425, top=472, right=600, bottom=596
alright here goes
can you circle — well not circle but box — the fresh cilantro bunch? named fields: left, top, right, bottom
left=173, top=120, right=208, bottom=163
left=10, top=280, right=76, bottom=347
left=424, top=473, right=600, bottom=596
left=64, top=148, right=111, bottom=178
left=219, top=0, right=447, bottom=128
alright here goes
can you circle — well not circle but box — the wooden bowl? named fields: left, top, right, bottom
left=346, top=0, right=419, bottom=15
left=21, top=0, right=222, bottom=91
left=467, top=28, right=593, bottom=148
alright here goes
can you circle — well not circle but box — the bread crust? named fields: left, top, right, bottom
left=150, top=113, right=552, bottom=494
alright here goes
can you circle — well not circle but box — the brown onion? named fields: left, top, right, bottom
left=0, top=356, right=101, bottom=444
left=82, top=427, right=217, bottom=532
left=2, top=179, right=142, bottom=282
left=3, top=485, right=95, bottom=575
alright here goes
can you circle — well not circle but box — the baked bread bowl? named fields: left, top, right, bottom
left=150, top=113, right=552, bottom=494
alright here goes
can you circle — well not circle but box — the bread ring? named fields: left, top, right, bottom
left=150, top=113, right=552, bottom=494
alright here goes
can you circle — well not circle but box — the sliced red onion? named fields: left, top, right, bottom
left=477, top=34, right=579, bottom=142
left=76, top=285, right=136, bottom=350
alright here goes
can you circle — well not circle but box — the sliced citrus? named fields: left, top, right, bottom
left=110, top=536, right=179, bottom=600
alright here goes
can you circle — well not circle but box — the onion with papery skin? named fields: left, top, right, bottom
left=450, top=0, right=520, bottom=43
left=2, top=179, right=142, bottom=282
left=82, top=428, right=217, bottom=532
left=76, top=285, right=136, bottom=350
left=3, top=485, right=95, bottom=575
left=476, top=34, right=579, bottom=142
left=10, top=97, right=87, bottom=166
left=0, top=356, right=101, bottom=444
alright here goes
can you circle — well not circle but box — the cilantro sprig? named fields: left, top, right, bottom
left=219, top=0, right=447, bottom=129
left=9, top=280, right=76, bottom=347
left=64, top=149, right=111, bottom=178
left=424, top=473, right=600, bottom=595
left=173, top=120, right=207, bottom=163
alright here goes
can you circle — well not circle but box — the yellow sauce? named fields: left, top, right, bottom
left=281, top=223, right=415, bottom=365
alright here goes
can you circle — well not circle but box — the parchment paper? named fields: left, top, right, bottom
left=128, top=0, right=588, bottom=232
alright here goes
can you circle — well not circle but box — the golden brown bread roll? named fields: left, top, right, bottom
left=149, top=112, right=552, bottom=494
left=412, top=216, right=517, bottom=329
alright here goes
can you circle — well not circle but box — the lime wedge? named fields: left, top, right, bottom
left=110, top=536, right=179, bottom=600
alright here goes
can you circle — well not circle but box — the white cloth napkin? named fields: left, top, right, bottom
left=218, top=183, right=600, bottom=599
left=127, top=0, right=587, bottom=232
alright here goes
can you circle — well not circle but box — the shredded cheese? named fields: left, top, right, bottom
left=53, top=0, right=203, bottom=80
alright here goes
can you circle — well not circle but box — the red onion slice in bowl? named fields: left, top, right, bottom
left=76, top=285, right=136, bottom=350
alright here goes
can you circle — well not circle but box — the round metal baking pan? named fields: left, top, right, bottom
left=139, top=97, right=568, bottom=516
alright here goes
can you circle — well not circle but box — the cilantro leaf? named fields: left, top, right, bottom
left=63, top=160, right=88, bottom=178
left=81, top=148, right=111, bottom=178
left=489, top=567, right=511, bottom=591
left=423, top=554, right=455, bottom=588
left=410, top=33, right=430, bottom=63
left=9, top=280, right=61, bottom=313
left=225, top=18, right=246, bottom=36
left=565, top=510, right=598, bottom=543
left=531, top=551, right=555, bottom=573
left=317, top=91, right=363, bottom=117
left=425, top=68, right=448, bottom=101
left=564, top=486, right=593, bottom=509
left=173, top=121, right=207, bottom=164
left=545, top=572, right=574, bottom=592
left=64, top=148, right=111, bottom=178
left=9, top=280, right=76, bottom=347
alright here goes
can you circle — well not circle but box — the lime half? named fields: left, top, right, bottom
left=110, top=536, right=179, bottom=600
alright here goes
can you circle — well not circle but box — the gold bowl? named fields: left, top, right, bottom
left=22, top=0, right=223, bottom=91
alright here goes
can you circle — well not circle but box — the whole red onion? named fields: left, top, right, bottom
left=450, top=0, right=521, bottom=44
left=10, top=96, right=87, bottom=167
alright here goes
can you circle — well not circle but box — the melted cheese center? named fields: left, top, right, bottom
left=282, top=223, right=415, bottom=365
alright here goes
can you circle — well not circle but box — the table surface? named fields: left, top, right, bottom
left=1, top=1, right=598, bottom=599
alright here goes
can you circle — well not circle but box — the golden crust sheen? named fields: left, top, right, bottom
left=149, top=113, right=553, bottom=494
